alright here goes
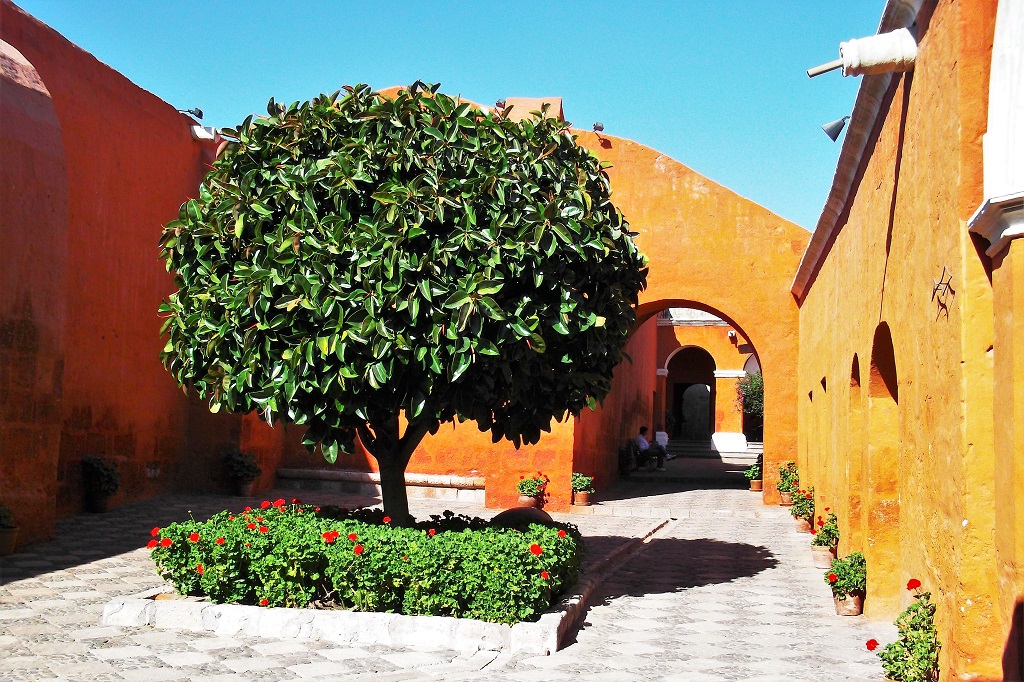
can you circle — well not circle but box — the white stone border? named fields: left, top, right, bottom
left=101, top=519, right=670, bottom=655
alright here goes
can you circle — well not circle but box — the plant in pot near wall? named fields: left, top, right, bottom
left=0, top=502, right=19, bottom=556
left=744, top=454, right=763, bottom=491
left=790, top=487, right=815, bottom=533
left=571, top=472, right=595, bottom=506
left=811, top=510, right=840, bottom=568
left=81, top=455, right=120, bottom=513
left=826, top=551, right=866, bottom=615
left=223, top=449, right=261, bottom=496
left=868, top=579, right=940, bottom=682
left=777, top=461, right=799, bottom=505
left=517, top=473, right=549, bottom=508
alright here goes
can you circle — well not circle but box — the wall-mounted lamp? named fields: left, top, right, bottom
left=592, top=122, right=605, bottom=132
left=727, top=330, right=737, bottom=340
left=821, top=116, right=851, bottom=142
left=494, top=99, right=506, bottom=109
left=178, top=107, right=203, bottom=120
left=807, top=27, right=918, bottom=78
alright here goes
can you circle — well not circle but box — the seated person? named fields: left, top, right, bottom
left=636, top=426, right=668, bottom=471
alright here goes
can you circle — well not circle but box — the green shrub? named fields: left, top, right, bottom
left=82, top=455, right=120, bottom=496
left=571, top=472, right=595, bottom=493
left=825, top=551, right=866, bottom=599
left=871, top=583, right=940, bottom=682
left=222, top=450, right=261, bottom=482
left=743, top=462, right=762, bottom=481
left=812, top=511, right=840, bottom=547
left=777, top=461, right=799, bottom=493
left=790, top=486, right=815, bottom=520
left=517, top=474, right=549, bottom=497
left=148, top=501, right=582, bottom=624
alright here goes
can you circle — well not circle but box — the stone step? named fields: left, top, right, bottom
left=275, top=468, right=486, bottom=503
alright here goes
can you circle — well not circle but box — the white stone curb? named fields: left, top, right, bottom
left=101, top=518, right=670, bottom=655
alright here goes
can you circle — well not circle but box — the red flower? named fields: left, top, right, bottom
left=402, top=555, right=408, bottom=562
left=825, top=507, right=831, bottom=512
left=244, top=506, right=252, bottom=512
left=160, top=538, right=172, bottom=547
left=519, top=476, right=525, bottom=479
left=273, top=498, right=285, bottom=506
left=382, top=516, right=391, bottom=524
left=150, top=527, right=161, bottom=537
left=189, top=533, right=200, bottom=543
left=196, top=563, right=204, bottom=575
left=557, top=530, right=567, bottom=538
left=810, top=528, right=817, bottom=535
left=228, top=516, right=235, bottom=521
left=323, top=531, right=338, bottom=544
left=247, top=523, right=257, bottom=530
left=259, top=598, right=269, bottom=606
left=291, top=498, right=301, bottom=504
left=817, top=519, right=824, bottom=527
left=530, top=544, right=543, bottom=556
left=315, top=507, right=321, bottom=512
left=805, top=494, right=812, bottom=499
left=541, top=570, right=550, bottom=580
left=347, top=533, right=358, bottom=542
left=259, top=526, right=268, bottom=534
left=255, top=517, right=263, bottom=523
left=245, top=542, right=251, bottom=547
left=428, top=528, right=436, bottom=538
left=866, top=639, right=879, bottom=651
left=260, top=501, right=271, bottom=510
left=147, top=540, right=158, bottom=549
left=907, top=578, right=921, bottom=591
left=354, top=544, right=364, bottom=555
left=827, top=573, right=838, bottom=583
left=216, top=537, right=225, bottom=545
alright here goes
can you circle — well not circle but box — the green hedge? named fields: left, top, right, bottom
left=148, top=500, right=583, bottom=624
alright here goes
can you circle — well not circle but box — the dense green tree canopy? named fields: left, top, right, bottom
left=159, top=83, right=647, bottom=515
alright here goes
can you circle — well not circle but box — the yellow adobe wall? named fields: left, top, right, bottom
left=797, top=0, right=1001, bottom=678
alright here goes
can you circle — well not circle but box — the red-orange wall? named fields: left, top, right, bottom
left=1, top=1, right=218, bottom=533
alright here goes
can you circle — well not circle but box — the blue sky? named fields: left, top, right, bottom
left=18, top=1, right=882, bottom=230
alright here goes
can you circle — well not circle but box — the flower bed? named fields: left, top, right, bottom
left=148, top=500, right=582, bottom=625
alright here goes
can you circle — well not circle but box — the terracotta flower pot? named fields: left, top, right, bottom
left=517, top=494, right=539, bottom=509
left=833, top=592, right=864, bottom=616
left=235, top=480, right=256, bottom=497
left=0, top=527, right=19, bottom=556
left=811, top=544, right=838, bottom=568
left=794, top=517, right=812, bottom=533
left=779, top=491, right=793, bottom=506
left=749, top=480, right=763, bottom=492
left=85, top=494, right=111, bottom=514
left=573, top=491, right=592, bottom=506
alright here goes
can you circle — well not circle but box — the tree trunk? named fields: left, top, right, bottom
left=377, top=458, right=411, bottom=525
left=363, top=419, right=429, bottom=526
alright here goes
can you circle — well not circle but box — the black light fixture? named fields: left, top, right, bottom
left=178, top=107, right=203, bottom=120
left=494, top=98, right=506, bottom=109
left=592, top=122, right=605, bottom=132
left=821, top=115, right=850, bottom=142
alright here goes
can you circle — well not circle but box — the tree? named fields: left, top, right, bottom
left=159, top=83, right=648, bottom=521
left=735, top=371, right=764, bottom=418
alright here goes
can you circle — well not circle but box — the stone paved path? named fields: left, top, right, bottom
left=0, top=483, right=895, bottom=681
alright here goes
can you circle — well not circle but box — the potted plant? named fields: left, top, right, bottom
left=744, top=454, right=762, bottom=492
left=811, top=510, right=840, bottom=568
left=81, top=455, right=120, bottom=513
left=790, top=487, right=814, bottom=533
left=825, top=551, right=866, bottom=615
left=867, top=579, right=940, bottom=681
left=571, top=472, right=595, bottom=506
left=777, top=461, right=799, bottom=505
left=223, top=449, right=261, bottom=496
left=0, top=502, right=18, bottom=556
left=517, top=474, right=548, bottom=508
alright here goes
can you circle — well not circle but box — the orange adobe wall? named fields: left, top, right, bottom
left=571, top=130, right=807, bottom=502
left=0, top=1, right=221, bottom=535
left=794, top=0, right=1010, bottom=677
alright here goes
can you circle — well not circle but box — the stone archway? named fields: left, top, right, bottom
left=569, top=132, right=809, bottom=502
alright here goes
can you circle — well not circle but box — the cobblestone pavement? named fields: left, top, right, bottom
left=0, top=484, right=895, bottom=681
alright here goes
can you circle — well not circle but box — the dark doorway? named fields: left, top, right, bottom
left=673, top=382, right=712, bottom=441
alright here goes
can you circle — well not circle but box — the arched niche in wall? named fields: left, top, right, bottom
left=665, top=345, right=716, bottom=441
left=866, top=323, right=901, bottom=619
left=847, top=354, right=865, bottom=555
